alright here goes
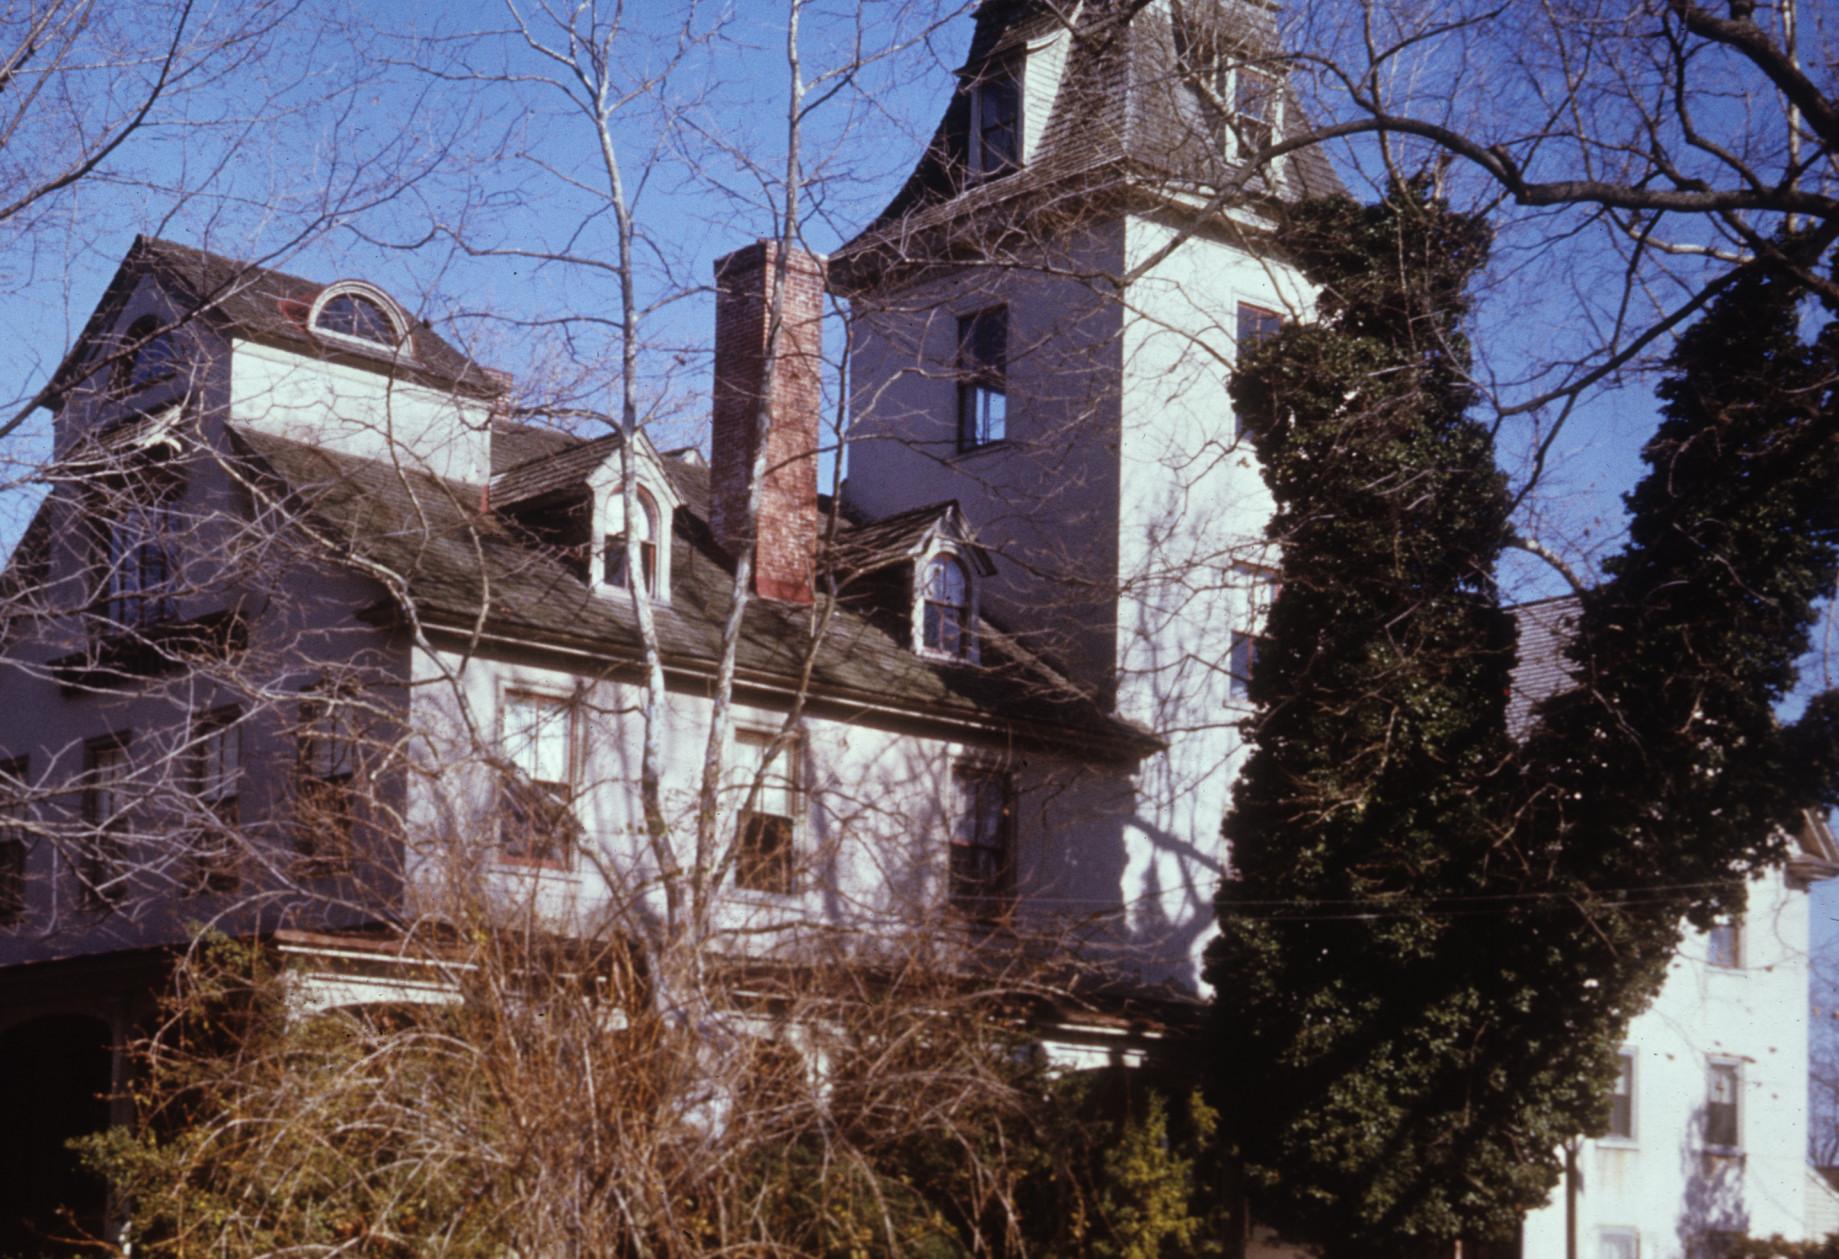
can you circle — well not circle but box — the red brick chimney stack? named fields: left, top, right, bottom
left=710, top=239, right=826, bottom=605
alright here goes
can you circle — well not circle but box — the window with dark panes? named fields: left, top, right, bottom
left=950, top=767, right=1013, bottom=916
left=1705, top=1061, right=1740, bottom=1149
left=957, top=307, right=1007, bottom=450
left=315, top=292, right=399, bottom=346
left=1234, top=303, right=1283, bottom=439
left=94, top=467, right=180, bottom=631
left=970, top=67, right=1020, bottom=177
left=188, top=709, right=242, bottom=892
left=81, top=737, right=130, bottom=907
left=734, top=730, right=798, bottom=895
left=1606, top=1051, right=1634, bottom=1141
left=500, top=692, right=575, bottom=866
left=296, top=686, right=361, bottom=869
left=113, top=316, right=179, bottom=392
left=604, top=488, right=660, bottom=594
left=1233, top=65, right=1279, bottom=155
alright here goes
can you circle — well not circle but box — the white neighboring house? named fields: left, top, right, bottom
left=0, top=2, right=1830, bottom=1256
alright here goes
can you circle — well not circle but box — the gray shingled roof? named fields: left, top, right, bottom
left=842, top=0, right=1341, bottom=264
left=492, top=431, right=622, bottom=506
left=229, top=425, right=1154, bottom=755
left=42, top=237, right=502, bottom=407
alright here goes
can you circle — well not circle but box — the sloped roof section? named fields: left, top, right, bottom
left=42, top=237, right=503, bottom=407
left=845, top=0, right=1341, bottom=258
left=231, top=425, right=1154, bottom=756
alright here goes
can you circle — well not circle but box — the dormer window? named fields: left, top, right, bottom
left=112, top=316, right=178, bottom=393
left=921, top=553, right=974, bottom=659
left=603, top=487, right=661, bottom=597
left=308, top=282, right=411, bottom=355
left=969, top=64, right=1020, bottom=178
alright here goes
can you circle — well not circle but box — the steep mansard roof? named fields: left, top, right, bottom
left=39, top=236, right=503, bottom=408
left=230, top=423, right=1155, bottom=757
left=843, top=0, right=1341, bottom=266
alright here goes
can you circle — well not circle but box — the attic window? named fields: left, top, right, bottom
left=969, top=64, right=1021, bottom=178
left=604, top=488, right=661, bottom=596
left=309, top=283, right=410, bottom=353
left=1173, top=15, right=1285, bottom=170
left=113, top=316, right=178, bottom=393
left=921, top=553, right=974, bottom=660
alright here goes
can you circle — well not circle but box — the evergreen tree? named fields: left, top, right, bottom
left=1206, top=181, right=1839, bottom=1256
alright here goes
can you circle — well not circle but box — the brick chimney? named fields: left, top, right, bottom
left=710, top=239, right=826, bottom=604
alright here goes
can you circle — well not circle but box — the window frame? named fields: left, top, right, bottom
left=1234, top=303, right=1283, bottom=440
left=90, top=459, right=182, bottom=633
left=949, top=764, right=1015, bottom=919
left=956, top=306, right=1008, bottom=452
left=1707, top=914, right=1743, bottom=969
left=186, top=707, right=243, bottom=894
left=294, top=684, right=364, bottom=872
left=603, top=486, right=663, bottom=600
left=1603, top=1048, right=1636, bottom=1145
left=497, top=689, right=579, bottom=870
left=80, top=734, right=131, bottom=909
left=307, top=281, right=413, bottom=358
left=1704, top=1059, right=1742, bottom=1153
left=918, top=551, right=978, bottom=662
left=967, top=61, right=1021, bottom=179
left=731, top=727, right=803, bottom=897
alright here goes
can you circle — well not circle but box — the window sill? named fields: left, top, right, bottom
left=495, top=854, right=580, bottom=880
left=951, top=439, right=1010, bottom=461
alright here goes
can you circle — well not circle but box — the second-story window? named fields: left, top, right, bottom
left=733, top=729, right=799, bottom=895
left=0, top=757, right=27, bottom=927
left=1234, top=303, right=1283, bottom=440
left=499, top=691, right=575, bottom=867
left=921, top=554, right=973, bottom=659
left=957, top=307, right=1007, bottom=451
left=969, top=65, right=1020, bottom=177
left=604, top=488, right=660, bottom=595
left=187, top=709, right=242, bottom=893
left=80, top=736, right=130, bottom=908
left=949, top=766, right=1014, bottom=918
left=1705, top=1061, right=1741, bottom=1151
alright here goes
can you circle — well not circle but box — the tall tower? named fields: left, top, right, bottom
left=835, top=0, right=1337, bottom=989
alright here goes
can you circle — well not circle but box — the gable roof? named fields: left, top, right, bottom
left=39, top=237, right=504, bottom=409
left=228, top=424, right=1155, bottom=758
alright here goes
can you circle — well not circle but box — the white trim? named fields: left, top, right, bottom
left=913, top=544, right=981, bottom=664
left=307, top=280, right=415, bottom=359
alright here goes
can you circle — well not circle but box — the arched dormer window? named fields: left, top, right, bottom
left=308, top=282, right=411, bottom=354
left=920, top=553, right=974, bottom=659
left=112, top=316, right=178, bottom=393
left=604, top=487, right=661, bottom=597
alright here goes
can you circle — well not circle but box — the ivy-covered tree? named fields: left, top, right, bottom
left=1206, top=180, right=1839, bottom=1257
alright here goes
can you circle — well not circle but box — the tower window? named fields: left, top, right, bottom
left=957, top=307, right=1007, bottom=451
left=969, top=66, right=1020, bottom=177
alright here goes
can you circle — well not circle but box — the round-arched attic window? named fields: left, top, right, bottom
left=309, top=283, right=410, bottom=353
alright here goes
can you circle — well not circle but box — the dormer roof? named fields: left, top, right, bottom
left=38, top=236, right=504, bottom=410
